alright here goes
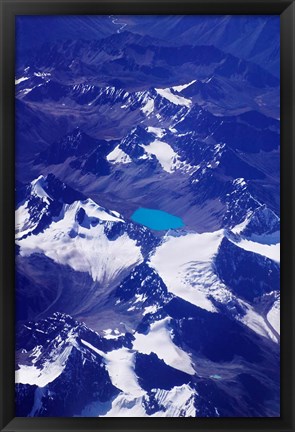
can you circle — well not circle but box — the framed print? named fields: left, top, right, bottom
left=0, top=0, right=294, bottom=431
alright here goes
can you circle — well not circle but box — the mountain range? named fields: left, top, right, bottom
left=15, top=15, right=280, bottom=417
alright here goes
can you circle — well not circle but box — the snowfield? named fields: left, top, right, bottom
left=15, top=76, right=29, bottom=85
left=15, top=345, right=73, bottom=387
left=107, top=146, right=132, bottom=164
left=172, top=80, right=197, bottom=93
left=133, top=317, right=195, bottom=375
left=141, top=96, right=155, bottom=116
left=81, top=340, right=144, bottom=397
left=141, top=140, right=179, bottom=173
left=155, top=88, right=192, bottom=108
left=16, top=183, right=142, bottom=283
left=149, top=231, right=225, bottom=312
left=146, top=126, right=166, bottom=138
left=230, top=237, right=280, bottom=263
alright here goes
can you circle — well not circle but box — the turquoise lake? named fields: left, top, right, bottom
left=131, top=207, right=184, bottom=231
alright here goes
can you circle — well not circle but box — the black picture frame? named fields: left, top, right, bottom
left=0, top=0, right=294, bottom=431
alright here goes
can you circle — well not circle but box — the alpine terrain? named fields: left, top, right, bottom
left=15, top=15, right=280, bottom=417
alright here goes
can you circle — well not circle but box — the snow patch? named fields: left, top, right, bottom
left=34, top=72, right=51, bottom=77
left=107, top=146, right=132, bottom=164
left=15, top=203, right=33, bottom=237
left=15, top=76, right=29, bottom=85
left=19, top=88, right=34, bottom=95
left=105, top=348, right=144, bottom=396
left=141, top=98, right=154, bottom=116
left=141, top=140, right=179, bottom=173
left=155, top=88, right=192, bottom=108
left=172, top=80, right=197, bottom=93
left=143, top=305, right=158, bottom=315
left=81, top=340, right=143, bottom=397
left=231, top=213, right=253, bottom=234
left=238, top=302, right=278, bottom=343
left=80, top=339, right=105, bottom=358
left=230, top=238, right=280, bottom=263
left=133, top=317, right=195, bottom=375
left=146, top=127, right=166, bottom=138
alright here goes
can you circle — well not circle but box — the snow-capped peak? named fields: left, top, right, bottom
left=16, top=178, right=143, bottom=283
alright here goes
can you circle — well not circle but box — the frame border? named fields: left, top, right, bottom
left=1, top=1, right=294, bottom=431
